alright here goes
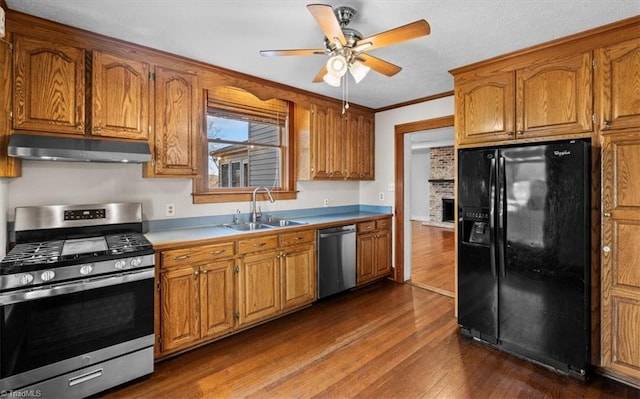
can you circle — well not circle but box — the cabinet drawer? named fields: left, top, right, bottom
left=357, top=221, right=376, bottom=233
left=280, top=229, right=315, bottom=247
left=237, top=234, right=278, bottom=255
left=376, top=218, right=391, bottom=230
left=161, top=242, right=235, bottom=269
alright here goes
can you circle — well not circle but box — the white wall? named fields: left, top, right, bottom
left=368, top=96, right=455, bottom=281
left=410, top=149, right=430, bottom=221
left=5, top=161, right=359, bottom=222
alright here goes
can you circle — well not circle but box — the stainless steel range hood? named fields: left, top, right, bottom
left=8, top=133, right=152, bottom=163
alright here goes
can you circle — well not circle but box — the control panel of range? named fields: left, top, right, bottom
left=64, top=208, right=106, bottom=221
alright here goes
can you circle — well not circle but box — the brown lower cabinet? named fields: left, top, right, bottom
left=601, top=133, right=640, bottom=386
left=356, top=217, right=392, bottom=286
left=156, top=228, right=316, bottom=358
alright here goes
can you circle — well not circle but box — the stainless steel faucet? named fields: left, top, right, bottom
left=251, top=187, right=275, bottom=223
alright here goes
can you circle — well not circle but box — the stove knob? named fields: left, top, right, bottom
left=130, top=257, right=142, bottom=267
left=41, top=270, right=55, bottom=282
left=80, top=265, right=93, bottom=275
left=19, top=273, right=34, bottom=286
left=114, top=260, right=127, bottom=270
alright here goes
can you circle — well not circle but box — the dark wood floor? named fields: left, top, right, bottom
left=104, top=282, right=638, bottom=399
left=410, top=221, right=455, bottom=296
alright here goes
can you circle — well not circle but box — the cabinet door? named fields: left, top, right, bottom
left=92, top=51, right=149, bottom=140
left=200, top=260, right=235, bottom=339
left=357, top=233, right=376, bottom=285
left=13, top=35, right=85, bottom=134
left=0, top=32, right=19, bottom=177
left=327, top=106, right=345, bottom=179
left=309, top=103, right=330, bottom=179
left=516, top=52, right=593, bottom=138
left=601, top=135, right=640, bottom=385
left=374, top=229, right=392, bottom=277
left=281, top=244, right=316, bottom=310
left=160, top=266, right=200, bottom=353
left=238, top=250, right=281, bottom=326
left=346, top=112, right=375, bottom=180
left=151, top=66, right=199, bottom=176
left=597, top=37, right=640, bottom=132
left=456, top=72, right=515, bottom=145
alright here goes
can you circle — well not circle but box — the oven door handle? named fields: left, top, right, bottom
left=0, top=269, right=154, bottom=305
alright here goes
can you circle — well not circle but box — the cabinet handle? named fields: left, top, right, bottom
left=201, top=269, right=208, bottom=274
left=194, top=270, right=199, bottom=276
left=603, top=212, right=611, bottom=217
left=603, top=246, right=611, bottom=253
left=603, top=120, right=611, bottom=128
left=516, top=131, right=523, bottom=136
left=507, top=131, right=514, bottom=136
left=192, top=167, right=198, bottom=172
left=282, top=253, right=287, bottom=258
left=93, top=125, right=101, bottom=132
left=295, top=237, right=303, bottom=241
left=174, top=255, right=190, bottom=261
left=210, top=249, right=225, bottom=255
left=254, top=242, right=266, bottom=247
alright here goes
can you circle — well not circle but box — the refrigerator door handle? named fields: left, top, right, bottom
left=498, top=155, right=506, bottom=278
left=489, top=155, right=497, bottom=277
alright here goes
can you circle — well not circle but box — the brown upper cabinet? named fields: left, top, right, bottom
left=91, top=51, right=150, bottom=140
left=596, top=37, right=640, bottom=133
left=145, top=66, right=200, bottom=177
left=13, top=35, right=152, bottom=141
left=455, top=51, right=593, bottom=145
left=297, top=102, right=374, bottom=181
left=13, top=35, right=86, bottom=135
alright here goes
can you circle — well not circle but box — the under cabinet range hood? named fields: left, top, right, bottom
left=7, top=133, right=152, bottom=163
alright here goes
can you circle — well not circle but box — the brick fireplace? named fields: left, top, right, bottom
left=428, top=146, right=454, bottom=226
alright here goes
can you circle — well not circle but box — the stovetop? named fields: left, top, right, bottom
left=1, top=232, right=154, bottom=275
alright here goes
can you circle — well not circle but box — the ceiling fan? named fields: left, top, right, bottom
left=260, top=4, right=431, bottom=87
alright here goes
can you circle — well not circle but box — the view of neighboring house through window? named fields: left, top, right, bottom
left=203, top=86, right=288, bottom=192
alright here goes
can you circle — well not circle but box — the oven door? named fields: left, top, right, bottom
left=0, top=269, right=154, bottom=390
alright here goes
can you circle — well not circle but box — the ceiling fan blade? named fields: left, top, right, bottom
left=356, top=20, right=430, bottom=51
left=358, top=53, right=402, bottom=77
left=313, top=64, right=328, bottom=83
left=307, top=4, right=346, bottom=45
left=260, top=49, right=326, bottom=57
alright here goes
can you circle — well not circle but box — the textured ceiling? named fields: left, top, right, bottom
left=5, top=0, right=639, bottom=109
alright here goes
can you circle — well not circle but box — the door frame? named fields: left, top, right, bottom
left=393, top=115, right=454, bottom=283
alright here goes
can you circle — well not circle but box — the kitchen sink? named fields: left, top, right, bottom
left=223, top=222, right=274, bottom=231
left=262, top=219, right=308, bottom=227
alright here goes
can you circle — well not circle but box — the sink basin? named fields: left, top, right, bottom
left=224, top=222, right=274, bottom=231
left=262, top=219, right=308, bottom=227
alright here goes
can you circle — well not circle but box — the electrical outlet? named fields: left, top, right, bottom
left=323, top=199, right=329, bottom=207
left=379, top=192, right=384, bottom=201
left=166, top=203, right=176, bottom=217
left=388, top=183, right=395, bottom=192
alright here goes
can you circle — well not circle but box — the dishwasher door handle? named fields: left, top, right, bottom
left=319, top=230, right=356, bottom=239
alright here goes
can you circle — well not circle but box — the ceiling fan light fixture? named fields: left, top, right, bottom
left=349, top=61, right=371, bottom=83
left=322, top=72, right=342, bottom=87
left=326, top=55, right=348, bottom=77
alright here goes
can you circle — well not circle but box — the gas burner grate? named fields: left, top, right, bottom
left=105, top=233, right=152, bottom=254
left=2, top=241, right=64, bottom=266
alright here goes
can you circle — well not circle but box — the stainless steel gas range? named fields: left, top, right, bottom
left=0, top=203, right=155, bottom=398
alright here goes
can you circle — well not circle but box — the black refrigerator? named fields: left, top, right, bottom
left=457, top=139, right=590, bottom=379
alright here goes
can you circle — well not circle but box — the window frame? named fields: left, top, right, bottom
left=193, top=98, right=297, bottom=204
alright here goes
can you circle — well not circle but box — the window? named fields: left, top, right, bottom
left=193, top=86, right=296, bottom=203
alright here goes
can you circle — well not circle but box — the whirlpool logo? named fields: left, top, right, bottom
left=554, top=150, right=571, bottom=157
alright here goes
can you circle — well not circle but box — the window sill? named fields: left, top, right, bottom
left=192, top=190, right=298, bottom=204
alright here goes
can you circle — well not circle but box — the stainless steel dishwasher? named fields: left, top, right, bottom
left=317, top=224, right=356, bottom=299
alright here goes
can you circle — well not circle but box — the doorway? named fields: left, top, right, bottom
left=393, top=116, right=456, bottom=298
left=407, top=127, right=455, bottom=296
